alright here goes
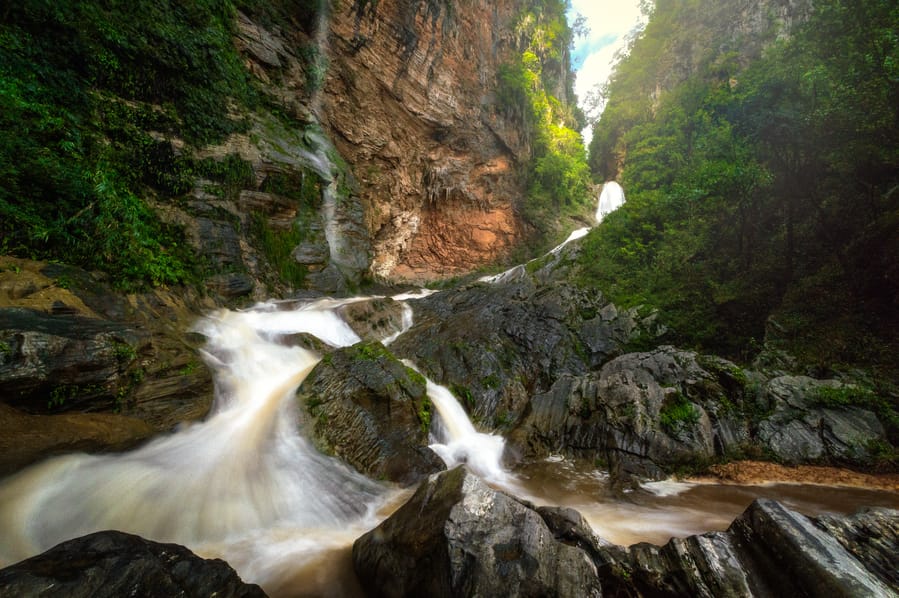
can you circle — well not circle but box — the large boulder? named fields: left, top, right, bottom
left=0, top=530, right=266, bottom=598
left=391, top=279, right=649, bottom=429
left=520, top=346, right=751, bottom=481
left=352, top=466, right=602, bottom=597
left=0, top=308, right=142, bottom=413
left=596, top=499, right=898, bottom=597
left=756, top=375, right=887, bottom=463
left=297, top=341, right=444, bottom=484
left=518, top=346, right=892, bottom=482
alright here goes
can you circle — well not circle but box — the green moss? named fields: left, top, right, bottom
left=251, top=212, right=307, bottom=289
left=659, top=392, right=700, bottom=434
left=450, top=383, right=475, bottom=409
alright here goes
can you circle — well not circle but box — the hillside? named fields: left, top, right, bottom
left=581, top=0, right=899, bottom=385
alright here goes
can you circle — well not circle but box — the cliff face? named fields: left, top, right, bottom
left=321, top=0, right=529, bottom=282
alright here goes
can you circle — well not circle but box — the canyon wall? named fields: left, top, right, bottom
left=321, top=0, right=529, bottom=282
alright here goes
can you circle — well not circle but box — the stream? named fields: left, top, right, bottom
left=0, top=188, right=897, bottom=595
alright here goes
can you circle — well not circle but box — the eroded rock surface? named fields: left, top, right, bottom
left=0, top=530, right=266, bottom=598
left=355, top=469, right=899, bottom=598
left=297, top=341, right=443, bottom=484
left=352, top=466, right=602, bottom=597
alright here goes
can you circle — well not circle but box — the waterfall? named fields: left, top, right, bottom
left=0, top=297, right=406, bottom=582
left=401, top=361, right=509, bottom=484
left=596, top=181, right=626, bottom=223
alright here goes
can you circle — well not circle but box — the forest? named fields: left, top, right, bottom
left=582, top=0, right=899, bottom=380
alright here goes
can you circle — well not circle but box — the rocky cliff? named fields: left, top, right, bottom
left=321, top=0, right=528, bottom=281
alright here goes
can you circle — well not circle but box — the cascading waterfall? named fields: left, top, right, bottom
left=0, top=289, right=513, bottom=592
left=479, top=184, right=621, bottom=285
left=0, top=297, right=410, bottom=585
left=401, top=361, right=509, bottom=484
left=596, top=180, right=625, bottom=223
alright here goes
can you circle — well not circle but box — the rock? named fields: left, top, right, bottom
left=594, top=499, right=899, bottom=597
left=205, top=273, right=255, bottom=298
left=352, top=466, right=602, bottom=598
left=521, top=346, right=752, bottom=481
left=323, top=0, right=530, bottom=281
left=0, top=307, right=142, bottom=413
left=0, top=403, right=156, bottom=476
left=297, top=341, right=443, bottom=484
left=757, top=376, right=887, bottom=464
left=336, top=297, right=410, bottom=343
left=0, top=530, right=266, bottom=598
left=814, top=507, right=899, bottom=589
left=392, top=279, right=641, bottom=428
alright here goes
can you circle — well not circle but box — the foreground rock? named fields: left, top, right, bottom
left=0, top=530, right=266, bottom=598
left=297, top=341, right=444, bottom=484
left=353, top=466, right=601, bottom=597
left=354, top=466, right=899, bottom=597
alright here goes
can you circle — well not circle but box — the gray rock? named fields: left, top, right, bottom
left=595, top=499, right=899, bottom=597
left=757, top=376, right=887, bottom=464
left=352, top=466, right=602, bottom=598
left=0, top=307, right=142, bottom=413
left=297, top=341, right=443, bottom=484
left=0, top=530, right=266, bottom=598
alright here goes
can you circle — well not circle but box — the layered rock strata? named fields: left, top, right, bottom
left=322, top=0, right=528, bottom=281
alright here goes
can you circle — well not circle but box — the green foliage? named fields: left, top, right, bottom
left=0, top=0, right=262, bottom=289
left=250, top=212, right=307, bottom=289
left=579, top=0, right=899, bottom=370
left=418, top=398, right=432, bottom=435
left=497, top=1, right=592, bottom=243
left=659, top=392, right=700, bottom=433
left=449, top=383, right=475, bottom=409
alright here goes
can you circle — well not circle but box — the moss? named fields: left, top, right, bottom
left=659, top=392, right=700, bottom=434
left=251, top=212, right=308, bottom=289
left=450, top=383, right=475, bottom=409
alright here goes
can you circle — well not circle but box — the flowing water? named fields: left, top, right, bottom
left=596, top=180, right=626, bottom=222
left=0, top=293, right=897, bottom=596
left=1, top=187, right=897, bottom=593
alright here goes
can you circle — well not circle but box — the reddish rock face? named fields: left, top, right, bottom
left=321, top=0, right=528, bottom=282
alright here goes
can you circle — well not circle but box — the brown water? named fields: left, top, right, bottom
left=509, top=456, right=899, bottom=546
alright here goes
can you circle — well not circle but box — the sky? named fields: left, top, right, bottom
left=567, top=0, right=647, bottom=141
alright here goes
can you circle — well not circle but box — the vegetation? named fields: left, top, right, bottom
left=579, top=0, right=899, bottom=378
left=0, top=0, right=262, bottom=288
left=497, top=0, right=592, bottom=244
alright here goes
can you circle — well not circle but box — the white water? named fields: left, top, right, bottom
left=400, top=361, right=509, bottom=484
left=479, top=184, right=622, bottom=284
left=0, top=297, right=404, bottom=588
left=596, top=181, right=625, bottom=223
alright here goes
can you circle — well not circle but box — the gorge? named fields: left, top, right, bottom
left=1, top=0, right=898, bottom=596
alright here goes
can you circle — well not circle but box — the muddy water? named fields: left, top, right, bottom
left=511, top=456, right=899, bottom=546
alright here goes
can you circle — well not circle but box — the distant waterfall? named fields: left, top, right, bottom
left=596, top=181, right=626, bottom=223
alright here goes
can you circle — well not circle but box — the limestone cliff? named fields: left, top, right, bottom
left=321, top=0, right=529, bottom=281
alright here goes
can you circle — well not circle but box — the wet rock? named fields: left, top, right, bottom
left=757, top=376, right=887, bottom=464
left=522, top=346, right=751, bottom=481
left=392, top=279, right=641, bottom=428
left=205, top=273, right=255, bottom=298
left=352, top=466, right=602, bottom=598
left=297, top=341, right=443, bottom=484
left=814, top=507, right=899, bottom=589
left=336, top=297, right=409, bottom=343
left=594, top=499, right=899, bottom=597
left=0, top=307, right=142, bottom=413
left=0, top=530, right=266, bottom=598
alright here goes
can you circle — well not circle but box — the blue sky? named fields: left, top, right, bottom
left=567, top=0, right=647, bottom=139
